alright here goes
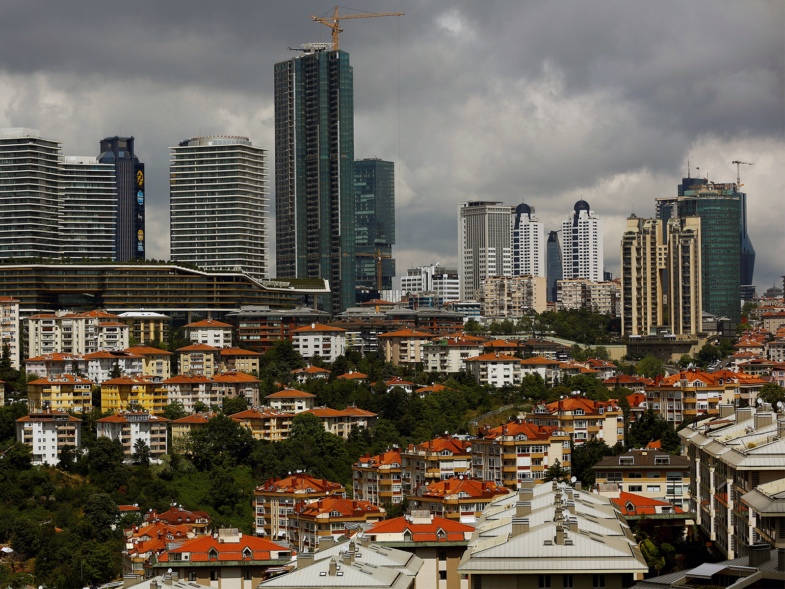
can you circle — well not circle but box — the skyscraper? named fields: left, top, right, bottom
left=458, top=201, right=513, bottom=301
left=561, top=200, right=603, bottom=282
left=738, top=189, right=756, bottom=300
left=274, top=44, right=356, bottom=313
left=620, top=216, right=664, bottom=336
left=354, top=158, right=395, bottom=296
left=98, top=136, right=145, bottom=261
left=511, top=203, right=545, bottom=278
left=169, top=136, right=269, bottom=280
left=666, top=216, right=702, bottom=335
left=546, top=231, right=562, bottom=303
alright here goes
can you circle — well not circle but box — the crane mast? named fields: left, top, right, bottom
left=731, top=160, right=753, bottom=187
left=311, top=6, right=404, bottom=51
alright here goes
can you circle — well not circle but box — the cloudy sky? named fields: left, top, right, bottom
left=1, top=1, right=782, bottom=291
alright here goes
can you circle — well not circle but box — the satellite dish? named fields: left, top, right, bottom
left=778, top=401, right=785, bottom=410
left=757, top=398, right=763, bottom=406
left=570, top=476, right=577, bottom=483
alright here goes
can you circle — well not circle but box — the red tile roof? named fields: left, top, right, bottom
left=26, top=352, right=84, bottom=362
left=176, top=343, right=220, bottom=352
left=295, top=495, right=383, bottom=518
left=83, top=350, right=142, bottom=359
left=464, top=353, right=521, bottom=362
left=407, top=434, right=472, bottom=454
left=265, top=389, right=316, bottom=398
left=17, top=412, right=81, bottom=423
left=520, top=356, right=561, bottom=365
left=291, top=323, right=347, bottom=333
left=378, top=328, right=433, bottom=338
left=145, top=506, right=210, bottom=526
left=125, top=345, right=173, bottom=355
left=337, top=371, right=368, bottom=380
left=230, top=408, right=290, bottom=420
left=157, top=533, right=291, bottom=562
left=421, top=478, right=510, bottom=500
left=415, top=384, right=451, bottom=394
left=29, top=374, right=93, bottom=385
left=291, top=365, right=331, bottom=374
left=256, top=473, right=344, bottom=494
left=184, top=318, right=232, bottom=328
left=612, top=492, right=686, bottom=516
left=97, top=413, right=169, bottom=424
left=163, top=374, right=214, bottom=384
left=603, top=374, right=653, bottom=386
left=645, top=440, right=662, bottom=449
left=366, top=515, right=474, bottom=537
left=101, top=376, right=156, bottom=386
left=220, top=347, right=262, bottom=356
left=212, top=371, right=260, bottom=383
left=476, top=419, right=557, bottom=441
left=172, top=414, right=213, bottom=425
left=355, top=449, right=402, bottom=468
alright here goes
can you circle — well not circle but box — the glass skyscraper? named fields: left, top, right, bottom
left=354, top=158, right=395, bottom=295
left=274, top=45, right=356, bottom=313
left=546, top=231, right=562, bottom=303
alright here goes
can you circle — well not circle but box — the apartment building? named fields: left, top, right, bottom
left=471, top=419, right=571, bottom=488
left=143, top=506, right=212, bottom=534
left=163, top=374, right=216, bottom=413
left=101, top=376, right=168, bottom=414
left=593, top=449, right=691, bottom=509
left=679, top=405, right=785, bottom=560
left=226, top=306, right=330, bottom=354
left=400, top=435, right=472, bottom=493
left=519, top=356, right=564, bottom=382
left=621, top=216, right=665, bottom=336
left=26, top=310, right=130, bottom=357
left=603, top=374, right=653, bottom=393
left=176, top=344, right=220, bottom=377
left=557, top=278, right=620, bottom=316
left=667, top=216, right=703, bottom=335
left=0, top=298, right=20, bottom=368
left=643, top=369, right=740, bottom=425
left=458, top=201, right=514, bottom=301
left=183, top=318, right=233, bottom=348
left=84, top=350, right=144, bottom=383
left=481, top=275, right=547, bottom=317
left=301, top=406, right=378, bottom=440
left=291, top=323, right=346, bottom=362
left=27, top=374, right=94, bottom=413
left=264, top=389, right=316, bottom=413
left=219, top=347, right=262, bottom=374
left=463, top=353, right=522, bottom=386
left=16, top=412, right=81, bottom=466
left=763, top=310, right=785, bottom=332
left=525, top=396, right=624, bottom=446
left=96, top=413, right=168, bottom=463
left=289, top=496, right=385, bottom=551
left=378, top=329, right=433, bottom=368
left=422, top=336, right=486, bottom=374
left=229, top=408, right=293, bottom=442
left=384, top=307, right=464, bottom=334
left=116, top=311, right=170, bottom=347
left=562, top=199, right=604, bottom=282
left=253, top=474, right=345, bottom=538
left=212, top=371, right=260, bottom=405
left=408, top=477, right=510, bottom=523
left=171, top=414, right=213, bottom=443
left=122, top=522, right=193, bottom=575
left=400, top=263, right=460, bottom=302
left=25, top=353, right=87, bottom=379
left=125, top=345, right=173, bottom=379
left=290, top=365, right=331, bottom=383
left=353, top=449, right=404, bottom=506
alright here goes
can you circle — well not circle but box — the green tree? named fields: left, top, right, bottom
left=194, top=400, right=210, bottom=413
left=109, top=362, right=123, bottom=379
left=678, top=354, right=693, bottom=368
left=464, top=318, right=483, bottom=335
left=759, top=382, right=785, bottom=407
left=544, top=459, right=569, bottom=483
left=83, top=493, right=120, bottom=541
left=695, top=343, right=721, bottom=367
left=10, top=518, right=40, bottom=558
left=58, top=444, right=75, bottom=471
left=87, top=436, right=125, bottom=472
left=222, top=396, right=249, bottom=416
left=636, top=356, right=665, bottom=379
left=132, top=439, right=151, bottom=466
left=162, top=401, right=188, bottom=421
left=570, top=439, right=614, bottom=485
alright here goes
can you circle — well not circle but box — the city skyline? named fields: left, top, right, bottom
left=0, top=2, right=781, bottom=292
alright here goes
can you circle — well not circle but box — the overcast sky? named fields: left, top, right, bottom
left=1, top=1, right=782, bottom=292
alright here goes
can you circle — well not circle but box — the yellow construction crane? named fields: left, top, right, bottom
left=356, top=248, right=392, bottom=291
left=731, top=160, right=753, bottom=187
left=312, top=7, right=404, bottom=51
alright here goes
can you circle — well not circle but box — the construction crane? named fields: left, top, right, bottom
left=312, top=7, right=404, bottom=51
left=731, top=160, right=754, bottom=187
left=356, top=248, right=392, bottom=291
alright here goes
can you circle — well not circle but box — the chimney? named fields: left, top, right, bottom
left=360, top=535, right=370, bottom=547
left=519, top=479, right=536, bottom=489
left=150, top=581, right=159, bottom=589
left=552, top=481, right=558, bottom=491
left=512, top=518, right=529, bottom=537
left=296, top=554, right=313, bottom=569
left=171, top=572, right=179, bottom=584
left=737, top=407, right=754, bottom=422
left=319, top=536, right=335, bottom=550
left=779, top=420, right=785, bottom=439
left=328, top=558, right=338, bottom=576
left=575, top=482, right=582, bottom=491
left=755, top=413, right=773, bottom=430
left=749, top=543, right=770, bottom=568
left=568, top=517, right=578, bottom=532
left=516, top=501, right=531, bottom=517
left=519, top=488, right=534, bottom=501
left=123, top=575, right=142, bottom=588
left=566, top=501, right=575, bottom=515
left=719, top=404, right=735, bottom=418
left=556, top=524, right=565, bottom=545
left=342, top=550, right=354, bottom=565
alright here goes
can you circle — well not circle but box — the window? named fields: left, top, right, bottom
left=648, top=472, right=660, bottom=479
left=629, top=485, right=643, bottom=492
left=439, top=571, right=447, bottom=580
left=210, top=571, right=219, bottom=581
left=539, top=575, right=551, bottom=588
left=439, top=550, right=447, bottom=562
left=593, top=575, right=605, bottom=588
left=628, top=472, right=642, bottom=479
left=647, top=485, right=661, bottom=493
left=563, top=575, right=574, bottom=588
left=188, top=573, right=196, bottom=582
left=244, top=571, right=252, bottom=581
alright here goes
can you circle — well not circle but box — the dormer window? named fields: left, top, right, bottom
left=208, top=547, right=219, bottom=561
left=574, top=409, right=585, bottom=415
left=516, top=434, right=528, bottom=441
left=437, top=528, right=446, bottom=539
left=625, top=502, right=635, bottom=513
left=403, top=529, right=413, bottom=542
left=654, top=457, right=670, bottom=465
left=330, top=511, right=342, bottom=517
left=243, top=547, right=253, bottom=559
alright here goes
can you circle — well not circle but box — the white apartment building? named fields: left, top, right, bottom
left=511, top=203, right=545, bottom=278
left=463, top=353, right=523, bottom=387
left=291, top=323, right=346, bottom=362
left=162, top=375, right=217, bottom=413
left=182, top=318, right=233, bottom=347
left=26, top=310, right=130, bottom=357
left=96, top=412, right=168, bottom=463
left=16, top=412, right=82, bottom=466
left=0, top=297, right=21, bottom=368
left=83, top=350, right=144, bottom=383
left=400, top=263, right=460, bottom=302
left=561, top=199, right=603, bottom=282
left=481, top=275, right=547, bottom=317
left=422, top=336, right=486, bottom=374
left=458, top=201, right=514, bottom=301
left=169, top=135, right=269, bottom=280
left=557, top=278, right=620, bottom=317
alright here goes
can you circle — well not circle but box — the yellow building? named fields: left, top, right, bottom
left=125, top=345, right=173, bottom=379
left=100, top=376, right=168, bottom=414
left=171, top=413, right=214, bottom=443
left=27, top=374, right=94, bottom=414
left=177, top=343, right=220, bottom=377
left=229, top=408, right=293, bottom=442
left=116, top=311, right=171, bottom=346
left=219, top=347, right=262, bottom=373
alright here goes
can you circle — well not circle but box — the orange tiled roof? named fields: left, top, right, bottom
left=220, top=347, right=262, bottom=356
left=520, top=356, right=560, bottom=365
left=17, top=412, right=81, bottom=423
left=176, top=343, right=220, bottom=352
left=415, top=383, right=451, bottom=394
left=97, top=413, right=169, bottom=424
left=265, top=389, right=316, bottom=399
left=296, top=495, right=383, bottom=518
left=421, top=477, right=510, bottom=500
left=291, top=365, right=331, bottom=374
left=291, top=323, right=347, bottom=333
left=366, top=515, right=473, bottom=536
left=230, top=408, right=290, bottom=420
left=157, top=533, right=291, bottom=562
left=377, top=328, right=433, bottom=338
left=29, top=374, right=93, bottom=385
left=256, top=473, right=344, bottom=494
left=483, top=339, right=522, bottom=348
left=464, top=353, right=521, bottom=362
left=337, top=371, right=368, bottom=380
left=476, top=420, right=556, bottom=441
left=101, top=376, right=156, bottom=386
left=26, top=352, right=84, bottom=362
left=645, top=440, right=662, bottom=449
left=355, top=449, right=401, bottom=468
left=172, top=414, right=213, bottom=425
left=603, top=374, right=653, bottom=385
left=612, top=492, right=686, bottom=516
left=83, top=350, right=143, bottom=359
left=163, top=374, right=214, bottom=384
left=408, top=434, right=472, bottom=454
left=184, top=318, right=232, bottom=328
left=125, top=345, right=173, bottom=355
left=212, top=371, right=260, bottom=383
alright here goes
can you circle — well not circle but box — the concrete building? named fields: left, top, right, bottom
left=176, top=344, right=220, bottom=377
left=666, top=216, right=703, bottom=335
left=301, top=406, right=378, bottom=440
left=264, top=389, right=316, bottom=413
left=27, top=373, right=94, bottom=413
left=226, top=306, right=331, bottom=353
left=480, top=274, right=547, bottom=317
left=96, top=412, right=169, bottom=463
left=561, top=199, right=604, bottom=282
left=170, top=136, right=269, bottom=280
left=400, top=434, right=472, bottom=493
left=409, top=477, right=510, bottom=523
left=463, top=353, right=522, bottom=387
left=422, top=335, right=486, bottom=374
left=642, top=369, right=740, bottom=426
left=458, top=201, right=514, bottom=301
left=84, top=350, right=144, bottom=383
left=290, top=495, right=385, bottom=550
left=183, top=318, right=233, bottom=348
left=16, top=412, right=81, bottom=466
left=163, top=374, right=216, bottom=413
left=26, top=310, right=130, bottom=357
left=0, top=297, right=20, bottom=369
left=219, top=347, right=262, bottom=374
left=24, top=352, right=87, bottom=379
left=290, top=365, right=330, bottom=384
left=116, top=311, right=170, bottom=346
left=229, top=408, right=293, bottom=442
left=400, top=263, right=460, bottom=302
left=621, top=216, right=665, bottom=336
left=291, top=323, right=346, bottom=362
left=212, top=371, right=260, bottom=405
left=557, top=278, right=620, bottom=316
left=125, top=345, right=173, bottom=379
left=511, top=203, right=545, bottom=278
left=378, top=328, right=433, bottom=368
left=353, top=448, right=404, bottom=506
left=100, top=376, right=168, bottom=415
left=525, top=397, right=624, bottom=446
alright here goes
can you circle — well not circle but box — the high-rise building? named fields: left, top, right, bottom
left=666, top=216, right=702, bottom=335
left=399, top=263, right=460, bottom=302
left=481, top=275, right=547, bottom=317
left=60, top=156, right=117, bottom=260
left=511, top=203, right=545, bottom=278
left=560, top=199, right=603, bottom=282
left=620, top=216, right=665, bottom=336
left=738, top=189, right=756, bottom=300
left=354, top=158, right=395, bottom=295
left=458, top=201, right=513, bottom=301
left=98, top=136, right=145, bottom=261
left=274, top=44, right=356, bottom=313
left=677, top=184, right=740, bottom=323
left=169, top=136, right=269, bottom=280
left=0, top=128, right=62, bottom=259
left=545, top=231, right=562, bottom=303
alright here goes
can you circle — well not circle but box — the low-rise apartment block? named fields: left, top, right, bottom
left=463, top=353, right=522, bottom=386
left=84, top=350, right=144, bottom=383
left=264, top=389, right=316, bottom=413
left=291, top=323, right=346, bottom=362
left=378, top=329, right=433, bottom=368
left=25, top=352, right=87, bottom=379
left=290, top=365, right=330, bottom=383
left=557, top=278, right=620, bottom=317
left=163, top=374, right=217, bottom=413
left=143, top=506, right=212, bottom=534
left=171, top=413, right=213, bottom=443
left=212, top=371, right=260, bottom=405
left=643, top=369, right=740, bottom=425
left=96, top=412, right=169, bottom=463
left=226, top=305, right=331, bottom=353
left=0, top=297, right=20, bottom=368
left=219, top=347, right=262, bottom=374
left=183, top=318, right=233, bottom=347
left=290, top=495, right=385, bottom=550
left=115, top=311, right=170, bottom=347
left=400, top=434, right=472, bottom=493
left=229, top=408, right=292, bottom=442
left=409, top=477, right=510, bottom=523
left=16, top=412, right=81, bottom=466
left=27, top=374, right=94, bottom=413
left=302, top=406, right=378, bottom=439
left=353, top=448, right=404, bottom=506
left=101, top=376, right=168, bottom=414
left=176, top=344, right=220, bottom=377
left=26, top=310, right=130, bottom=357
left=480, top=274, right=547, bottom=317
left=422, top=336, right=486, bottom=374
left=125, top=345, right=173, bottom=379
left=525, top=396, right=624, bottom=446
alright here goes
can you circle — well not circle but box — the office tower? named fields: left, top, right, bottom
left=0, top=128, right=62, bottom=259
left=354, top=158, right=395, bottom=295
left=458, top=201, right=513, bottom=301
left=170, top=136, right=269, bottom=280
left=60, top=156, right=117, bottom=260
left=561, top=199, right=603, bottom=282
left=400, top=263, right=460, bottom=302
left=620, top=216, right=665, bottom=336
left=98, top=136, right=145, bottom=261
left=738, top=189, right=756, bottom=300
left=511, top=203, right=545, bottom=278
left=666, top=217, right=702, bottom=335
left=545, top=231, right=562, bottom=303
left=677, top=184, right=740, bottom=323
left=274, top=45, right=356, bottom=313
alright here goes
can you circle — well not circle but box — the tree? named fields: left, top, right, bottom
left=695, top=343, right=721, bottom=367
left=194, top=400, right=210, bottom=413
left=87, top=437, right=125, bottom=472
left=759, top=382, right=785, bottom=407
left=109, top=362, right=123, bottom=379
left=132, top=439, right=151, bottom=466
left=83, top=493, right=120, bottom=541
left=544, top=459, right=569, bottom=483
left=636, top=356, right=665, bottom=379
left=678, top=354, right=693, bottom=368
left=222, top=396, right=249, bottom=416
left=162, top=401, right=188, bottom=421
left=58, top=444, right=75, bottom=471
left=10, top=518, right=40, bottom=558
left=570, top=439, right=614, bottom=485
left=464, top=318, right=483, bottom=335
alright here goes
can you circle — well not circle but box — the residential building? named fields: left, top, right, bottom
left=353, top=448, right=403, bottom=506
left=329, top=317, right=395, bottom=354
left=463, top=353, right=522, bottom=386
left=96, top=412, right=168, bottom=463
left=336, top=370, right=368, bottom=382
left=291, top=323, right=346, bottom=362
left=400, top=434, right=472, bottom=493
left=301, top=406, right=378, bottom=439
left=0, top=297, right=20, bottom=369
left=400, top=263, right=460, bottom=302
left=378, top=328, right=433, bottom=368
left=557, top=278, right=620, bottom=316
left=226, top=306, right=330, bottom=354
left=519, top=356, right=564, bottom=383
left=525, top=397, right=624, bottom=446
left=163, top=374, right=216, bottom=413
left=471, top=419, right=571, bottom=487
left=143, top=506, right=212, bottom=533
left=183, top=318, right=233, bottom=348
left=151, top=528, right=293, bottom=585
left=274, top=45, right=356, bottom=313
left=84, top=350, right=144, bottom=383
left=27, top=374, right=94, bottom=413
left=290, top=495, right=385, bottom=550
left=603, top=374, right=653, bottom=392
left=125, top=345, right=173, bottom=379
left=546, top=231, right=563, bottom=303
left=511, top=203, right=545, bottom=277
left=456, top=481, right=649, bottom=586
left=98, top=136, right=145, bottom=261
left=561, top=199, right=604, bottom=282
left=115, top=311, right=170, bottom=346
left=361, top=513, right=474, bottom=589
left=24, top=352, right=87, bottom=379
left=593, top=449, right=691, bottom=509
left=409, top=477, right=510, bottom=523
left=621, top=216, right=665, bottom=336
left=122, top=522, right=193, bottom=575
left=665, top=216, right=703, bottom=335
left=253, top=473, right=345, bottom=538
left=171, top=414, right=213, bottom=444
left=229, top=408, right=293, bottom=442
left=643, top=369, right=740, bottom=425
left=177, top=344, right=220, bottom=377
left=16, top=412, right=81, bottom=466
left=100, top=376, right=168, bottom=414
left=264, top=389, right=316, bottom=413
left=480, top=274, right=547, bottom=317
left=384, top=307, right=464, bottom=334
left=378, top=377, right=415, bottom=393
left=422, top=336, right=486, bottom=374
left=170, top=136, right=269, bottom=280
left=354, top=158, right=396, bottom=295
left=610, top=491, right=689, bottom=523
left=458, top=201, right=514, bottom=301
left=212, top=371, right=260, bottom=405
left=219, top=347, right=262, bottom=374
left=26, top=310, right=130, bottom=357
left=290, top=365, right=330, bottom=384
left=763, top=310, right=785, bottom=332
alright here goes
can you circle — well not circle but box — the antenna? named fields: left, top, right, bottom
left=687, top=158, right=690, bottom=178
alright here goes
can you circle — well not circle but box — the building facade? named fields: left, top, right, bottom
left=511, top=203, right=545, bottom=278
left=0, top=297, right=21, bottom=368
left=16, top=412, right=81, bottom=466
left=354, top=158, right=395, bottom=295
left=291, top=323, right=346, bottom=362
left=400, top=263, right=460, bottom=303
left=561, top=199, right=603, bottom=282
left=546, top=231, right=562, bottom=304
left=96, top=412, right=169, bottom=463
left=480, top=275, right=547, bottom=317
left=353, top=449, right=403, bottom=506
left=458, top=201, right=513, bottom=301
left=100, top=376, right=168, bottom=414
left=26, top=310, right=130, bottom=357
left=621, top=216, right=665, bottom=336
left=665, top=216, right=703, bottom=335
left=27, top=374, right=94, bottom=413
